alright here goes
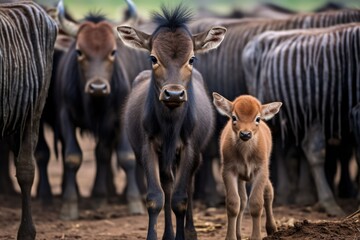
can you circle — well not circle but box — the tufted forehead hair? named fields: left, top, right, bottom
left=233, top=95, right=261, bottom=119
left=83, top=11, right=107, bottom=23
left=152, top=4, right=193, bottom=34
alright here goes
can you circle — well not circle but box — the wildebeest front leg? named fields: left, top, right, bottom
left=143, top=141, right=163, bottom=240
left=15, top=117, right=37, bottom=240
left=172, top=148, right=197, bottom=240
left=91, top=139, right=113, bottom=208
left=301, top=123, right=344, bottom=216
left=116, top=132, right=145, bottom=215
left=185, top=156, right=201, bottom=240
left=223, top=172, right=240, bottom=240
left=249, top=174, right=266, bottom=240
left=35, top=122, right=52, bottom=205
left=60, top=109, right=82, bottom=220
left=160, top=164, right=175, bottom=240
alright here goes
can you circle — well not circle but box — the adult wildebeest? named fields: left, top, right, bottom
left=242, top=22, right=360, bottom=216
left=33, top=0, right=141, bottom=206
left=189, top=9, right=360, bottom=214
left=0, top=1, right=57, bottom=239
left=55, top=0, right=145, bottom=220
left=117, top=5, right=226, bottom=240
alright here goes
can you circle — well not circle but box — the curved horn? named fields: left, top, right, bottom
left=120, top=0, right=139, bottom=26
left=124, top=0, right=138, bottom=20
left=57, top=0, right=79, bottom=37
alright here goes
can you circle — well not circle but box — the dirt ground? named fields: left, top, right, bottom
left=1, top=128, right=360, bottom=240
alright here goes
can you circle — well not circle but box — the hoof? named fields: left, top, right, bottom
left=18, top=224, right=36, bottom=240
left=185, top=228, right=198, bottom=240
left=266, top=222, right=277, bottom=235
left=317, top=199, right=345, bottom=217
left=295, top=191, right=317, bottom=206
left=60, top=201, right=79, bottom=220
left=91, top=197, right=107, bottom=210
left=128, top=199, right=146, bottom=215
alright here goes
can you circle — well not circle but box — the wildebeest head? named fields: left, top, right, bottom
left=117, top=5, right=226, bottom=108
left=57, top=0, right=136, bottom=96
left=213, top=93, right=282, bottom=141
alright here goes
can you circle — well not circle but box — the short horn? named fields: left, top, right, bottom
left=57, top=0, right=79, bottom=37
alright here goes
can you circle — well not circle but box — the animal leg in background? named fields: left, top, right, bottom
left=35, top=121, right=52, bottom=205
left=59, top=108, right=82, bottom=220
left=301, top=122, right=344, bottom=216
left=0, top=141, right=15, bottom=195
left=116, top=132, right=145, bottom=214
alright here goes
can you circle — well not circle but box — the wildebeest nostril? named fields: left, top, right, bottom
left=179, top=90, right=185, bottom=99
left=164, top=89, right=171, bottom=99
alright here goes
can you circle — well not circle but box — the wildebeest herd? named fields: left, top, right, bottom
left=0, top=0, right=360, bottom=239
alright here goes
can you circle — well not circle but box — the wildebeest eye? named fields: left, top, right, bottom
left=189, top=56, right=196, bottom=65
left=110, top=50, right=117, bottom=57
left=76, top=49, right=82, bottom=57
left=255, top=116, right=261, bottom=124
left=150, top=55, right=158, bottom=65
left=232, top=115, right=237, bottom=123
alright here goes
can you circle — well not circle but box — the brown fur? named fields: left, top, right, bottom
left=213, top=94, right=281, bottom=240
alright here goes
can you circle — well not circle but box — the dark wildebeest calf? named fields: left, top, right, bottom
left=55, top=0, right=144, bottom=220
left=117, top=5, right=226, bottom=240
left=0, top=2, right=57, bottom=239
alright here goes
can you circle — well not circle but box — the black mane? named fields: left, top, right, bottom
left=152, top=4, right=193, bottom=32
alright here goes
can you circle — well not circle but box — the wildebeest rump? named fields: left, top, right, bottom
left=188, top=9, right=360, bottom=211
left=0, top=1, right=57, bottom=239
left=242, top=22, right=360, bottom=216
left=117, top=5, right=226, bottom=240
left=55, top=0, right=144, bottom=220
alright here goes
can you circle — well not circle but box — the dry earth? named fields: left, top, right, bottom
left=0, top=127, right=359, bottom=240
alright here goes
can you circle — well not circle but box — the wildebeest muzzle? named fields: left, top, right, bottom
left=239, top=131, right=252, bottom=141
left=159, top=84, right=187, bottom=108
left=85, top=78, right=111, bottom=96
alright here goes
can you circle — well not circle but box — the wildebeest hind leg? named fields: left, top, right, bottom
left=15, top=117, right=37, bottom=240
left=301, top=123, right=344, bottom=216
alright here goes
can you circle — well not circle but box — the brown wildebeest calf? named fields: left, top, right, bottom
left=213, top=93, right=281, bottom=240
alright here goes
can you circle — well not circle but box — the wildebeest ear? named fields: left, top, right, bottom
left=116, top=26, right=150, bottom=51
left=193, top=26, right=227, bottom=53
left=213, top=92, right=232, bottom=118
left=261, top=102, right=282, bottom=121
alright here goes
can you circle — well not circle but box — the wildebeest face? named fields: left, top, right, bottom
left=76, top=22, right=116, bottom=96
left=213, top=93, right=282, bottom=141
left=150, top=28, right=194, bottom=108
left=117, top=24, right=227, bottom=107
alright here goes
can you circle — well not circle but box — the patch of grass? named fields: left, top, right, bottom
left=61, top=0, right=360, bottom=20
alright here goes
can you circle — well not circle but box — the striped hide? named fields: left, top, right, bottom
left=0, top=1, right=57, bottom=148
left=242, top=23, right=360, bottom=141
left=189, top=9, right=360, bottom=102
left=0, top=1, right=57, bottom=239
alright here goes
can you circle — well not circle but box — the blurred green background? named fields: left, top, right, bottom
left=40, top=0, right=360, bottom=20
